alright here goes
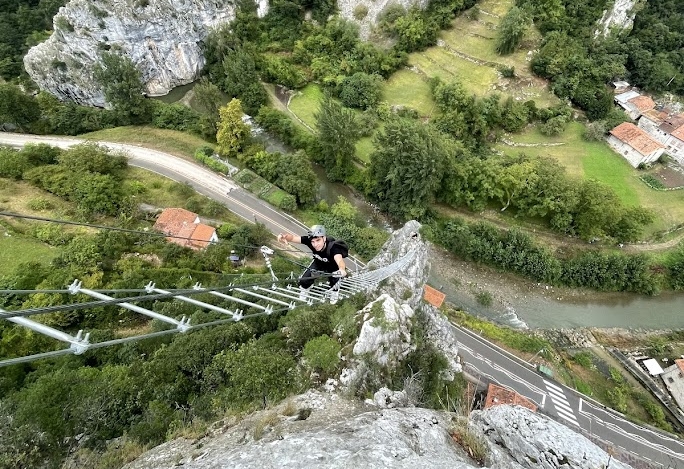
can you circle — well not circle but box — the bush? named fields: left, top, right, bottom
left=539, top=115, right=567, bottom=136
left=353, top=4, right=369, bottom=20
left=302, top=335, right=341, bottom=376
left=582, top=121, right=607, bottom=141
left=339, top=72, right=383, bottom=110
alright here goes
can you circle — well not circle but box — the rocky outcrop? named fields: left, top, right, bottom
left=595, top=0, right=639, bottom=38
left=470, top=405, right=633, bottom=469
left=123, top=391, right=632, bottom=469
left=25, top=0, right=429, bottom=103
left=24, top=0, right=269, bottom=107
left=337, top=0, right=429, bottom=40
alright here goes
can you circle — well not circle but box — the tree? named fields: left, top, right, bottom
left=222, top=48, right=267, bottom=115
left=314, top=94, right=360, bottom=182
left=495, top=6, right=531, bottom=55
left=216, top=99, right=250, bottom=158
left=339, top=72, right=383, bottom=110
left=0, top=84, right=39, bottom=131
left=276, top=151, right=318, bottom=206
left=93, top=52, right=152, bottom=124
left=369, top=117, right=453, bottom=220
left=193, top=76, right=223, bottom=133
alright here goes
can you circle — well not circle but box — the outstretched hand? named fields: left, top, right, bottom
left=332, top=269, right=347, bottom=278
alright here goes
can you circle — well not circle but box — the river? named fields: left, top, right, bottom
left=161, top=84, right=684, bottom=331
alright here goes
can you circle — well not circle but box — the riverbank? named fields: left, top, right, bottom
left=427, top=243, right=684, bottom=331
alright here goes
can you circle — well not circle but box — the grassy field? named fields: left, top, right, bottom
left=496, top=122, right=684, bottom=235
left=81, top=126, right=209, bottom=159
left=382, top=69, right=435, bottom=116
left=0, top=231, right=58, bottom=277
left=287, top=84, right=324, bottom=129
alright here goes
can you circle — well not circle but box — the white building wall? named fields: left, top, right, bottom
left=664, top=136, right=684, bottom=164
left=607, top=135, right=641, bottom=167
left=662, top=368, right=684, bottom=412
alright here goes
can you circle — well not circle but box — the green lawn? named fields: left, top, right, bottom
left=81, top=126, right=209, bottom=159
left=382, top=69, right=435, bottom=116
left=287, top=84, right=324, bottom=129
left=0, top=230, right=58, bottom=276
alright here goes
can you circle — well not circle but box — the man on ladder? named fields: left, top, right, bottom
left=277, top=225, right=348, bottom=304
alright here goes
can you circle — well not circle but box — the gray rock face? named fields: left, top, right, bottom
left=595, top=0, right=638, bottom=38
left=337, top=0, right=429, bottom=40
left=470, top=405, right=633, bottom=469
left=24, top=0, right=269, bottom=107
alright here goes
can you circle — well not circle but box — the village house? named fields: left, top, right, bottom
left=637, top=108, right=670, bottom=141
left=153, top=208, right=218, bottom=250
left=615, top=91, right=655, bottom=120
left=661, top=359, right=684, bottom=413
left=608, top=122, right=665, bottom=168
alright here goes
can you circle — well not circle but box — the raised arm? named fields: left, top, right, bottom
left=333, top=253, right=347, bottom=276
left=277, top=232, right=302, bottom=244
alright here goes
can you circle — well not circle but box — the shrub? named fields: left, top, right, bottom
left=353, top=4, right=369, bottom=20
left=26, top=197, right=54, bottom=211
left=475, top=291, right=493, bottom=306
left=339, top=72, right=383, bottom=110
left=303, top=335, right=341, bottom=376
left=539, top=115, right=567, bottom=136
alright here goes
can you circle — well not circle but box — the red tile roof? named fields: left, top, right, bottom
left=154, top=208, right=198, bottom=234
left=671, top=124, right=684, bottom=142
left=660, top=114, right=684, bottom=134
left=628, top=95, right=655, bottom=112
left=610, top=122, right=664, bottom=156
left=484, top=383, right=537, bottom=412
left=640, top=108, right=669, bottom=124
left=189, top=224, right=217, bottom=249
left=676, top=359, right=684, bottom=374
left=153, top=208, right=216, bottom=250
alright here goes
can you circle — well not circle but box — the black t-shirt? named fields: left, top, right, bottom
left=301, top=235, right=345, bottom=271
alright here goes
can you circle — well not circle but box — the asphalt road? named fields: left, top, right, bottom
left=454, top=324, right=684, bottom=468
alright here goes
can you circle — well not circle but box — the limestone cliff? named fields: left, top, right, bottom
left=24, top=0, right=269, bottom=107
left=595, top=0, right=641, bottom=38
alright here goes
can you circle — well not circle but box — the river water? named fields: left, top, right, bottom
left=488, top=292, right=684, bottom=330
left=160, top=84, right=684, bottom=331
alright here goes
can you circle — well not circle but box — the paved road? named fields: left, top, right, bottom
left=0, top=132, right=365, bottom=271
left=454, top=325, right=684, bottom=468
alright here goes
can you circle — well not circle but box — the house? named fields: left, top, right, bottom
left=614, top=92, right=656, bottom=120
left=661, top=359, right=684, bottom=412
left=637, top=108, right=670, bottom=142
left=611, top=80, right=631, bottom=93
left=665, top=125, right=684, bottom=165
left=153, top=208, right=218, bottom=250
left=483, top=383, right=537, bottom=412
left=608, top=122, right=665, bottom=168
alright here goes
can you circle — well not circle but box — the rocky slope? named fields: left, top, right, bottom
left=24, top=0, right=269, bottom=107
left=122, top=221, right=633, bottom=469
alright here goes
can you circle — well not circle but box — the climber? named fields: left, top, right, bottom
left=277, top=225, right=348, bottom=304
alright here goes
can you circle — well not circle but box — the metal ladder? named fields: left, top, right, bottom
left=0, top=247, right=419, bottom=367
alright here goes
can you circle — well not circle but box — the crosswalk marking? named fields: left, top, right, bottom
left=544, top=380, right=579, bottom=427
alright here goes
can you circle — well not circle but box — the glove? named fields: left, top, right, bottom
left=332, top=269, right=347, bottom=278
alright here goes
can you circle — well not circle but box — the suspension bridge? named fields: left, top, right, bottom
left=0, top=242, right=420, bottom=368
